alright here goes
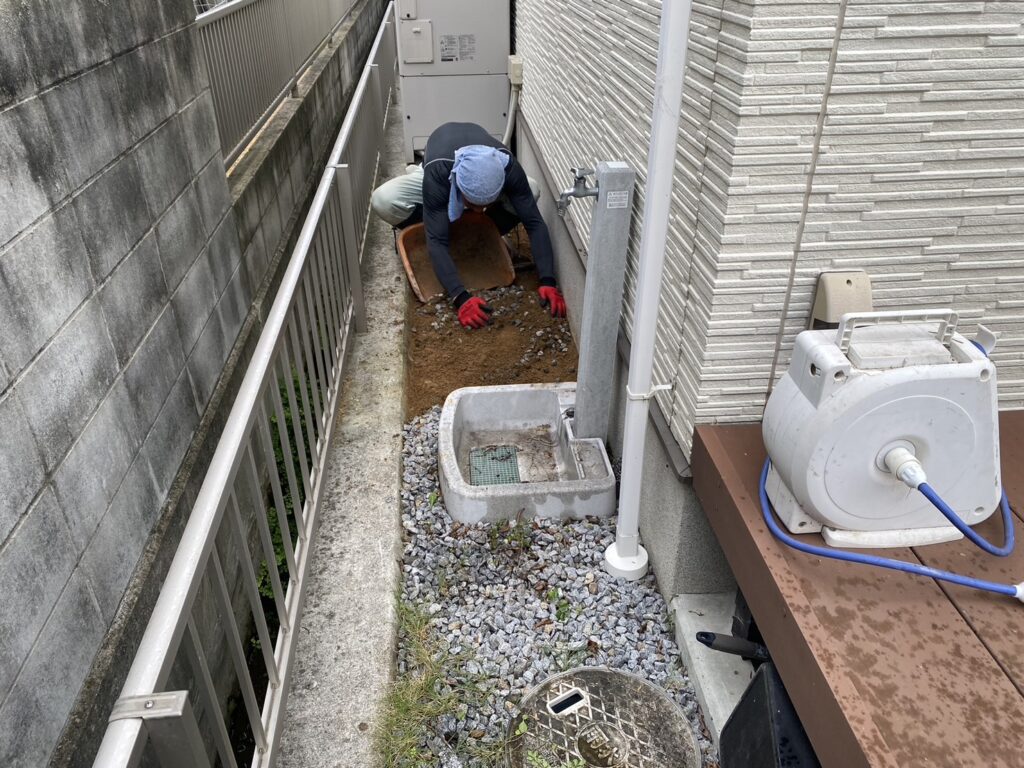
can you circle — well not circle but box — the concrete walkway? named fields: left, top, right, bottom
left=276, top=90, right=407, bottom=767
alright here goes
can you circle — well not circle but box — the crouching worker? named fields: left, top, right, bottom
left=370, top=121, right=566, bottom=329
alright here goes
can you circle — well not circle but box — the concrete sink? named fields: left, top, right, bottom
left=438, top=383, right=616, bottom=523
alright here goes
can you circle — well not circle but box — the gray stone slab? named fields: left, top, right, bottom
left=160, top=0, right=196, bottom=35
left=0, top=392, right=46, bottom=543
left=9, top=0, right=109, bottom=94
left=126, top=0, right=168, bottom=45
left=171, top=245, right=220, bottom=356
left=52, top=379, right=141, bottom=552
left=72, top=150, right=153, bottom=283
left=0, top=487, right=77, bottom=702
left=79, top=455, right=161, bottom=623
left=98, top=233, right=169, bottom=366
left=259, top=190, right=284, bottom=261
left=185, top=306, right=233, bottom=412
left=0, top=98, right=66, bottom=248
left=95, top=0, right=143, bottom=56
left=156, top=185, right=208, bottom=293
left=216, top=261, right=250, bottom=341
left=671, top=592, right=754, bottom=744
left=240, top=224, right=270, bottom=300
left=135, top=114, right=193, bottom=217
left=0, top=569, right=105, bottom=768
left=193, top=156, right=233, bottom=240
left=122, top=304, right=187, bottom=431
left=39, top=61, right=131, bottom=193
left=0, top=3, right=35, bottom=108
left=236, top=184, right=262, bottom=252
left=113, top=40, right=177, bottom=144
left=141, top=368, right=200, bottom=500
left=165, top=28, right=207, bottom=112
left=0, top=205, right=93, bottom=378
left=208, top=213, right=243, bottom=298
left=17, top=301, right=120, bottom=471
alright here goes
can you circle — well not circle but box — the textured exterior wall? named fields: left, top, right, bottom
left=516, top=0, right=1024, bottom=456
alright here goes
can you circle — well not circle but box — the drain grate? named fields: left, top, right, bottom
left=506, top=667, right=699, bottom=768
left=469, top=445, right=521, bottom=486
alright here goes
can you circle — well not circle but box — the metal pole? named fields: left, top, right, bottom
left=334, top=165, right=369, bottom=333
left=604, top=0, right=694, bottom=581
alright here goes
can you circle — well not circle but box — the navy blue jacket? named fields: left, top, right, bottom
left=422, top=122, right=556, bottom=303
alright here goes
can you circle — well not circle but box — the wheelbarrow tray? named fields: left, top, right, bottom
left=397, top=212, right=515, bottom=302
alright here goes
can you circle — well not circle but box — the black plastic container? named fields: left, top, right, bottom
left=719, top=662, right=820, bottom=768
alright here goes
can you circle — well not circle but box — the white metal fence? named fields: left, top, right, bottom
left=91, top=8, right=396, bottom=767
left=197, top=0, right=359, bottom=165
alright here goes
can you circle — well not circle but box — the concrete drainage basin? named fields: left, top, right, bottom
left=438, top=383, right=616, bottom=523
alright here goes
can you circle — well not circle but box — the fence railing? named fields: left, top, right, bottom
left=198, top=0, right=359, bottom=165
left=91, top=7, right=396, bottom=767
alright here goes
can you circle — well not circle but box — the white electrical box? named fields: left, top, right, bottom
left=395, top=0, right=511, bottom=160
left=762, top=310, right=1001, bottom=549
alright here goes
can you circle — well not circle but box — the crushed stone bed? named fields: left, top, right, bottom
left=396, top=407, right=718, bottom=766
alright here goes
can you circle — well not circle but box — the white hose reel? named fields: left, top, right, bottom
left=762, top=310, right=1000, bottom=549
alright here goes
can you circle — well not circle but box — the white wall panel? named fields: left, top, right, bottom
left=517, top=0, right=1024, bottom=456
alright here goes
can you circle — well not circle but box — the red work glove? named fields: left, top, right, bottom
left=457, top=296, right=493, bottom=329
left=538, top=285, right=566, bottom=318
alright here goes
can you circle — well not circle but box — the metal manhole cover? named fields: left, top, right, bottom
left=469, top=445, right=521, bottom=486
left=505, top=667, right=699, bottom=768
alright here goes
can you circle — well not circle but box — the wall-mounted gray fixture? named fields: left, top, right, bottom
left=570, top=162, right=636, bottom=442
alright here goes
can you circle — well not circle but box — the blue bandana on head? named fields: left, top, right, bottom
left=448, top=145, right=510, bottom=222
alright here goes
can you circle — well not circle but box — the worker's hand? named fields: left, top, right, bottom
left=457, top=296, right=493, bottom=329
left=538, top=285, right=566, bottom=318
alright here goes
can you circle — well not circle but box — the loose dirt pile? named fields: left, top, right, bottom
left=404, top=272, right=578, bottom=417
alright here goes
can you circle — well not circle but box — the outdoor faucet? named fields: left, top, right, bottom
left=557, top=167, right=599, bottom=216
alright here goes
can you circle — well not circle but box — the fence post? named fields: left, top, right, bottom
left=108, top=692, right=212, bottom=768
left=333, top=165, right=369, bottom=333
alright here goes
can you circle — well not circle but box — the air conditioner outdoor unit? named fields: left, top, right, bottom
left=395, top=0, right=511, bottom=160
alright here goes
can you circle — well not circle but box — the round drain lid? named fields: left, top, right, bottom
left=505, top=667, right=699, bottom=768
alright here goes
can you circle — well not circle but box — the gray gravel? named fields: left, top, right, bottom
left=397, top=407, right=717, bottom=766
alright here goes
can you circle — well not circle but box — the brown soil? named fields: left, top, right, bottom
left=404, top=269, right=578, bottom=418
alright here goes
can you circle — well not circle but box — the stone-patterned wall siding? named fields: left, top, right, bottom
left=0, top=2, right=243, bottom=764
left=516, top=0, right=1024, bottom=455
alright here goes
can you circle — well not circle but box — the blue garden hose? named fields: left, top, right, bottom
left=918, top=483, right=1014, bottom=557
left=759, top=459, right=1024, bottom=602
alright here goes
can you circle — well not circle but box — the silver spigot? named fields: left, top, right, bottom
left=557, top=167, right=599, bottom=216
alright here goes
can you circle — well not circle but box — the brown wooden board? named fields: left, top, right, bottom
left=397, top=212, right=515, bottom=302
left=911, top=410, right=1024, bottom=696
left=692, top=423, right=1024, bottom=768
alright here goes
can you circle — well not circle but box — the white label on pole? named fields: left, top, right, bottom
left=606, top=191, right=629, bottom=209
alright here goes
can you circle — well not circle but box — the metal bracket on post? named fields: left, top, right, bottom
left=333, top=164, right=369, bottom=333
left=109, top=691, right=212, bottom=768
left=626, top=383, right=672, bottom=401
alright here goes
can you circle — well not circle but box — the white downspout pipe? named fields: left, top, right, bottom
left=604, top=0, right=694, bottom=580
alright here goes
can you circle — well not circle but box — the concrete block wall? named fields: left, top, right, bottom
left=32, top=1, right=390, bottom=764
left=0, top=1, right=250, bottom=765
left=516, top=0, right=1024, bottom=457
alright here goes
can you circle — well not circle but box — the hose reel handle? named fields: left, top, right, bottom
left=835, top=309, right=959, bottom=354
